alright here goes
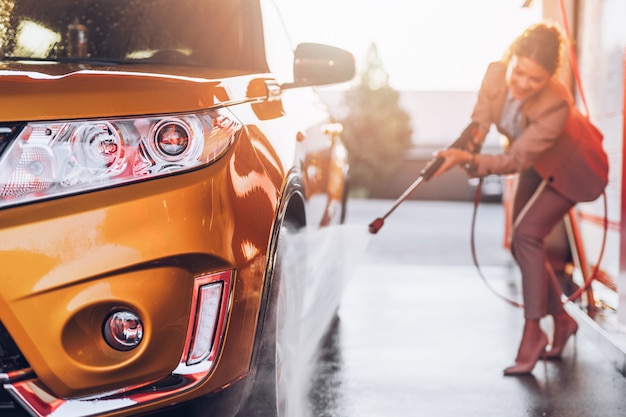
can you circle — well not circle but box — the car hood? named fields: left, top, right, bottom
left=0, top=62, right=264, bottom=122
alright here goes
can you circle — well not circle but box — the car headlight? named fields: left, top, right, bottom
left=0, top=109, right=241, bottom=208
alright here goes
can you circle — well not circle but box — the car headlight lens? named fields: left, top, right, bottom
left=0, top=109, right=241, bottom=208
left=152, top=119, right=191, bottom=159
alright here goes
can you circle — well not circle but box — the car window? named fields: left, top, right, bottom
left=0, top=0, right=268, bottom=71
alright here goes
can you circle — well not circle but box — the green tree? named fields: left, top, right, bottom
left=340, top=43, right=413, bottom=197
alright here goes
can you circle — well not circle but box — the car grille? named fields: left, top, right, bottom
left=0, top=321, right=30, bottom=376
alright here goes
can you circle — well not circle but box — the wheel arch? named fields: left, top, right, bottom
left=237, top=168, right=307, bottom=415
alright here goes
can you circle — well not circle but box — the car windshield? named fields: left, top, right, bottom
left=0, top=0, right=268, bottom=71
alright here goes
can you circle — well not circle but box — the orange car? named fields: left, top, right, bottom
left=0, top=1, right=354, bottom=416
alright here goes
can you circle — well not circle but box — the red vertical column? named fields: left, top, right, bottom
left=619, top=48, right=626, bottom=320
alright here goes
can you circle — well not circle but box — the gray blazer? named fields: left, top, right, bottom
left=470, top=61, right=608, bottom=203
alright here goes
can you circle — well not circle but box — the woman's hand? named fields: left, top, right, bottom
left=432, top=148, right=474, bottom=178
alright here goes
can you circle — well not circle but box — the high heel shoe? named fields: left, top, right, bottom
left=503, top=331, right=548, bottom=376
left=546, top=314, right=578, bottom=360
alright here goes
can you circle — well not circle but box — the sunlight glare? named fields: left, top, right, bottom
left=276, top=0, right=543, bottom=90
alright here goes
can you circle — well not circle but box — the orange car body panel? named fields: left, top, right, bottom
left=0, top=62, right=347, bottom=414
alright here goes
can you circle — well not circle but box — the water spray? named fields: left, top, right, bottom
left=368, top=122, right=479, bottom=234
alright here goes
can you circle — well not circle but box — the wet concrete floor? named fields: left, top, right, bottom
left=307, top=198, right=626, bottom=417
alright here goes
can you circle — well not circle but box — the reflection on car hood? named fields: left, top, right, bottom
left=0, top=62, right=260, bottom=121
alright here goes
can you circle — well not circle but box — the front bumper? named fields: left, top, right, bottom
left=3, top=270, right=232, bottom=417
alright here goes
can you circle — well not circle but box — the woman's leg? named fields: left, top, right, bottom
left=547, top=309, right=579, bottom=359
left=511, top=169, right=575, bottom=320
left=503, top=318, right=548, bottom=375
left=504, top=169, right=575, bottom=374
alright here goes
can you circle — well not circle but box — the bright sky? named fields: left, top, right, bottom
left=276, top=0, right=543, bottom=91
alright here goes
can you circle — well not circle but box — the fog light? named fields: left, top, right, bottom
left=103, top=310, right=144, bottom=351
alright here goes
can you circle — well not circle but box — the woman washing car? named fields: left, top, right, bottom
left=433, top=22, right=608, bottom=375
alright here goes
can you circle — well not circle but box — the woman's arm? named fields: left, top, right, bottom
left=473, top=101, right=569, bottom=176
left=470, top=62, right=506, bottom=145
left=435, top=99, right=569, bottom=178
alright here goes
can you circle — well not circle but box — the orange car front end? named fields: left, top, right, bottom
left=0, top=1, right=354, bottom=416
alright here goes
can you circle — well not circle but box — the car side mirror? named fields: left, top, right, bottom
left=283, top=43, right=355, bottom=89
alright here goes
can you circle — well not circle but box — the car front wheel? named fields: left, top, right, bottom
left=239, top=221, right=306, bottom=417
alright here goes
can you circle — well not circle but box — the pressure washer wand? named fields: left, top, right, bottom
left=368, top=122, right=479, bottom=234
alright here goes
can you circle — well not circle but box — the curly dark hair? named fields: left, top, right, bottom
left=502, top=22, right=564, bottom=75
